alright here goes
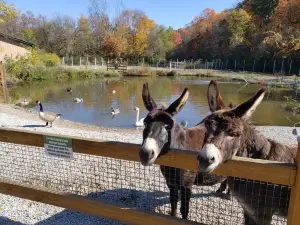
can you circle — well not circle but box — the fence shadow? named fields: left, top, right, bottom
left=22, top=125, right=47, bottom=128
left=0, top=217, right=25, bottom=225
left=35, top=188, right=214, bottom=225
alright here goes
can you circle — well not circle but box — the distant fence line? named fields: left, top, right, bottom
left=61, top=56, right=300, bottom=76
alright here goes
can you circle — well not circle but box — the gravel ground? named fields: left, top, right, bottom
left=0, top=104, right=297, bottom=225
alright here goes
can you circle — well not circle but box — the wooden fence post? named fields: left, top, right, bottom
left=0, top=62, right=8, bottom=103
left=263, top=60, right=266, bottom=73
left=273, top=59, right=276, bottom=74
left=252, top=60, right=256, bottom=73
left=71, top=57, right=73, bottom=66
left=289, top=60, right=292, bottom=75
left=80, top=57, right=82, bottom=67
left=234, top=60, right=237, bottom=71
left=287, top=136, right=300, bottom=225
left=281, top=59, right=284, bottom=74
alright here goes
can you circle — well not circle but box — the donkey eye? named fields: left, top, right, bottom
left=164, top=124, right=170, bottom=129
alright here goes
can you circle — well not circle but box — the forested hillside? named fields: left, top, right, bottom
left=0, top=0, right=299, bottom=64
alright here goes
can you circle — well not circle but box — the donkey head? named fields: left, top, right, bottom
left=139, top=83, right=189, bottom=166
left=197, top=87, right=266, bottom=173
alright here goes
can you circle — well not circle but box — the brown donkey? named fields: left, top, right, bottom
left=197, top=86, right=297, bottom=224
left=139, top=82, right=232, bottom=219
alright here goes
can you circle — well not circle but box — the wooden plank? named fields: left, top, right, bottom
left=287, top=143, right=300, bottom=225
left=0, top=180, right=198, bottom=225
left=0, top=62, right=8, bottom=103
left=0, top=128, right=296, bottom=185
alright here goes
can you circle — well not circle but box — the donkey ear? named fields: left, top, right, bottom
left=166, top=88, right=189, bottom=116
left=142, top=83, right=157, bottom=111
left=207, top=80, right=226, bottom=112
left=231, top=88, right=266, bottom=120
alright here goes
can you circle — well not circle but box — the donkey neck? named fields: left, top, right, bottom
left=169, top=122, right=187, bottom=150
left=238, top=124, right=272, bottom=160
left=169, top=122, right=205, bottom=152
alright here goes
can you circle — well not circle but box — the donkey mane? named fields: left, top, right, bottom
left=238, top=120, right=296, bottom=163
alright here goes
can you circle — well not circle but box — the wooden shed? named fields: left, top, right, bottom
left=0, top=32, right=34, bottom=61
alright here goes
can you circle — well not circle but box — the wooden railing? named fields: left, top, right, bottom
left=106, top=62, right=127, bottom=74
left=0, top=127, right=299, bottom=225
left=0, top=61, right=8, bottom=103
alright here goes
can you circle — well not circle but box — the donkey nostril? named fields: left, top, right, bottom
left=210, top=157, right=215, bottom=162
left=150, top=150, right=154, bottom=157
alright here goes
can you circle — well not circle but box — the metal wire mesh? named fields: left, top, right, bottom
left=0, top=141, right=289, bottom=225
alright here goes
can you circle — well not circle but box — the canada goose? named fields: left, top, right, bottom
left=15, top=98, right=29, bottom=107
left=111, top=107, right=120, bottom=116
left=36, top=100, right=61, bottom=127
left=134, top=107, right=145, bottom=127
left=112, top=90, right=116, bottom=94
left=73, top=98, right=83, bottom=103
left=67, top=88, right=72, bottom=93
left=180, top=120, right=188, bottom=128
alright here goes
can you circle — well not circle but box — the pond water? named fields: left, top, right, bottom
left=5, top=76, right=299, bottom=129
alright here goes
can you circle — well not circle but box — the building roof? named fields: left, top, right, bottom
left=0, top=32, right=35, bottom=47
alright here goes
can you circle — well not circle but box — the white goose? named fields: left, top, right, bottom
left=134, top=107, right=145, bottom=127
left=74, top=98, right=83, bottom=103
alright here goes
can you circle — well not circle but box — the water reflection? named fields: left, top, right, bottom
left=6, top=77, right=299, bottom=129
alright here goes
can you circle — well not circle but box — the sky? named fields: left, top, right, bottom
left=6, top=0, right=240, bottom=29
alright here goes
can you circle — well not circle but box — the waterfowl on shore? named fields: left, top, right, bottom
left=67, top=88, right=72, bottom=93
left=36, top=100, right=61, bottom=127
left=15, top=98, right=29, bottom=107
left=134, top=107, right=145, bottom=127
left=112, top=90, right=116, bottom=94
left=111, top=107, right=120, bottom=116
left=74, top=98, right=83, bottom=103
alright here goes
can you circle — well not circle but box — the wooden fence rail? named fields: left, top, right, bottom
left=0, top=127, right=299, bottom=224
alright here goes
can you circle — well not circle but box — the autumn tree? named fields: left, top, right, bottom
left=0, top=1, right=20, bottom=23
left=251, top=0, right=279, bottom=24
left=88, top=0, right=110, bottom=55
left=73, top=15, right=93, bottom=56
left=227, top=9, right=253, bottom=45
left=35, top=15, right=75, bottom=56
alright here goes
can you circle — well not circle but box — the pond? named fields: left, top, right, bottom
left=5, top=76, right=299, bottom=129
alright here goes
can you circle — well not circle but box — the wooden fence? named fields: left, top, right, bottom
left=0, top=61, right=8, bottom=103
left=107, top=62, right=127, bottom=74
left=0, top=127, right=299, bottom=225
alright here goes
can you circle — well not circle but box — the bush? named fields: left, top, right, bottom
left=5, top=48, right=61, bottom=81
left=126, top=66, right=156, bottom=76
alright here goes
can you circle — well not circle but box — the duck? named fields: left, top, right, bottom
left=111, top=107, right=120, bottom=116
left=134, top=107, right=145, bottom=127
left=180, top=120, right=188, bottom=128
left=15, top=98, right=29, bottom=107
left=112, top=90, right=116, bottom=94
left=67, top=88, right=72, bottom=93
left=36, top=100, right=61, bottom=127
left=73, top=98, right=83, bottom=103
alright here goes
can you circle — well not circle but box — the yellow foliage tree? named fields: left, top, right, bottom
left=133, top=16, right=154, bottom=56
left=0, top=0, right=20, bottom=23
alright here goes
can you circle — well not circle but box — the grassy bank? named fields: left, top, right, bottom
left=6, top=66, right=120, bottom=83
left=124, top=66, right=294, bottom=84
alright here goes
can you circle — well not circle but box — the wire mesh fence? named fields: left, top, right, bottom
left=61, top=56, right=300, bottom=76
left=0, top=139, right=291, bottom=225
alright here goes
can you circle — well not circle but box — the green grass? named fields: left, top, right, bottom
left=7, top=66, right=120, bottom=82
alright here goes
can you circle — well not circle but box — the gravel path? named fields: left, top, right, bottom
left=0, top=104, right=297, bottom=225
